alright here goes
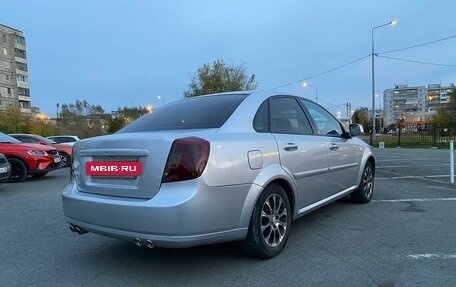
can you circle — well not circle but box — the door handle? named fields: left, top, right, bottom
left=329, top=143, right=339, bottom=150
left=284, top=143, right=298, bottom=151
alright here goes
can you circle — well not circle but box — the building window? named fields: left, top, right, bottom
left=14, top=48, right=27, bottom=59
left=16, top=62, right=28, bottom=71
left=14, top=35, right=25, bottom=46
left=17, top=74, right=28, bottom=83
left=3, top=48, right=7, bottom=56
left=7, top=88, right=12, bottom=96
left=5, top=74, right=10, bottom=81
left=18, top=87, right=30, bottom=96
left=2, top=34, right=6, bottom=43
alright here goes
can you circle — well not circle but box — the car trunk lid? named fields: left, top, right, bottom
left=73, top=130, right=215, bottom=199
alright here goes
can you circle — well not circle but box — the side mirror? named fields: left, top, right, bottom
left=349, top=124, right=364, bottom=137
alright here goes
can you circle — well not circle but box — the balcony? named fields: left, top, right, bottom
left=18, top=96, right=30, bottom=101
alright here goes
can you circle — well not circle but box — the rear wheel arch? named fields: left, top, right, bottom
left=242, top=181, right=293, bottom=258
left=267, top=179, right=295, bottom=217
left=239, top=172, right=296, bottom=230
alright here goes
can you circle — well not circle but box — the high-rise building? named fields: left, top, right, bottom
left=426, top=84, right=452, bottom=113
left=383, top=84, right=453, bottom=126
left=0, top=24, right=31, bottom=113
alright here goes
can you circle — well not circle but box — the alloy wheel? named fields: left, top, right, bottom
left=363, top=165, right=373, bottom=198
left=260, top=194, right=288, bottom=247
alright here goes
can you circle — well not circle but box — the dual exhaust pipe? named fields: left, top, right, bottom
left=69, top=224, right=88, bottom=235
left=69, top=224, right=154, bottom=249
left=134, top=238, right=155, bottom=249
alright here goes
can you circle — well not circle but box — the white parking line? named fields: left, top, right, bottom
left=372, top=198, right=456, bottom=203
left=378, top=164, right=450, bottom=168
left=406, top=254, right=456, bottom=260
left=376, top=175, right=449, bottom=180
left=376, top=158, right=446, bottom=162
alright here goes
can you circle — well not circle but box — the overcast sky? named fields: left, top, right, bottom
left=2, top=0, right=456, bottom=116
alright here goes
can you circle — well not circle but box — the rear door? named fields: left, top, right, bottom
left=259, top=97, right=331, bottom=208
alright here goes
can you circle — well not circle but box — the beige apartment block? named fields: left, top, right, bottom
left=0, top=24, right=31, bottom=113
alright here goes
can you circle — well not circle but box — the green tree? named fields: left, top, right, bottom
left=107, top=106, right=150, bottom=134
left=59, top=100, right=106, bottom=138
left=433, top=86, right=456, bottom=129
left=351, top=108, right=370, bottom=128
left=184, top=59, right=258, bottom=98
left=0, top=106, right=33, bottom=133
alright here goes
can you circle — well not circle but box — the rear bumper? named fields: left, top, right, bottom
left=64, top=217, right=247, bottom=248
left=62, top=180, right=253, bottom=248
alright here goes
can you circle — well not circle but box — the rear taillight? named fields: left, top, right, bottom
left=162, top=137, right=210, bottom=183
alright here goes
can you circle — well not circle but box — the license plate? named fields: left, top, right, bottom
left=0, top=167, right=8, bottom=173
left=54, top=157, right=61, bottom=163
left=86, top=161, right=142, bottom=176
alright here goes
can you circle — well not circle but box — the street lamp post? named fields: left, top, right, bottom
left=56, top=103, right=60, bottom=135
left=302, top=82, right=319, bottom=103
left=371, top=19, right=397, bottom=142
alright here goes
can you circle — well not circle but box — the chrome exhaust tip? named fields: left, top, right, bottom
left=69, top=224, right=76, bottom=233
left=134, top=238, right=143, bottom=247
left=75, top=226, right=88, bottom=235
left=145, top=240, right=155, bottom=249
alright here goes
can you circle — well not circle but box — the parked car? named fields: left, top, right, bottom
left=0, top=153, right=11, bottom=184
left=0, top=132, right=61, bottom=182
left=9, top=134, right=73, bottom=168
left=46, top=135, right=80, bottom=146
left=63, top=91, right=375, bottom=258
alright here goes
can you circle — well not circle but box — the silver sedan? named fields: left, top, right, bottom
left=62, top=91, right=375, bottom=258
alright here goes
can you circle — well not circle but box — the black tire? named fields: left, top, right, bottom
left=31, top=172, right=48, bottom=178
left=59, top=153, right=71, bottom=168
left=242, top=183, right=291, bottom=258
left=7, top=158, right=28, bottom=183
left=351, top=161, right=374, bottom=203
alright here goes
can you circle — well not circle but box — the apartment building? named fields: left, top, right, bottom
left=383, top=84, right=453, bottom=126
left=0, top=24, right=31, bottom=113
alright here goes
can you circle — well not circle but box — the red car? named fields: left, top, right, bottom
left=0, top=132, right=61, bottom=182
left=9, top=133, right=73, bottom=168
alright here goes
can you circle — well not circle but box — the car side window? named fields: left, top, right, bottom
left=253, top=100, right=269, bottom=133
left=269, top=97, right=313, bottom=135
left=17, top=137, right=36, bottom=143
left=300, top=100, right=343, bottom=137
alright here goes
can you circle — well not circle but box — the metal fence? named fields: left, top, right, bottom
left=366, top=124, right=456, bottom=149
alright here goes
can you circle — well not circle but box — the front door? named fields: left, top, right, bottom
left=299, top=100, right=360, bottom=194
left=267, top=97, right=331, bottom=209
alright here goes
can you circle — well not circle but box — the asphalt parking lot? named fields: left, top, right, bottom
left=0, top=148, right=455, bottom=287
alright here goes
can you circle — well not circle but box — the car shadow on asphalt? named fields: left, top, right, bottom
left=67, top=197, right=356, bottom=265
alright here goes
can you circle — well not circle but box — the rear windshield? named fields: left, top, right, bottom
left=118, top=94, right=247, bottom=133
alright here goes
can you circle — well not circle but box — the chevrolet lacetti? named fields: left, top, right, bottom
left=62, top=91, right=375, bottom=258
